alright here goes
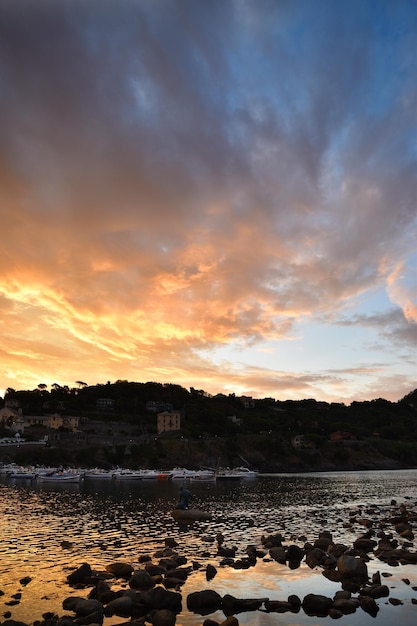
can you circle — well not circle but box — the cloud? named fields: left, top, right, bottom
left=0, top=0, right=415, bottom=400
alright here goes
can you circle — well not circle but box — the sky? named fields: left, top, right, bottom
left=0, top=0, right=416, bottom=404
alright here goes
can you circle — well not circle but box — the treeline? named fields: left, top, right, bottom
left=2, top=382, right=416, bottom=443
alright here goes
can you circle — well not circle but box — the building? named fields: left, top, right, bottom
left=157, top=410, right=181, bottom=435
left=96, top=398, right=115, bottom=411
left=46, top=414, right=80, bottom=431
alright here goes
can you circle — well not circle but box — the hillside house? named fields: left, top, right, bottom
left=157, top=410, right=181, bottom=435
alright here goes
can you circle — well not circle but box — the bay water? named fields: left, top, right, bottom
left=0, top=469, right=416, bottom=625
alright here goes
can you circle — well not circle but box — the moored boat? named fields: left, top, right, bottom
left=37, top=470, right=82, bottom=483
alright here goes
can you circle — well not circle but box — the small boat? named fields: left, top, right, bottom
left=8, top=467, right=37, bottom=480
left=37, top=470, right=82, bottom=483
left=215, top=467, right=258, bottom=481
left=83, top=469, right=114, bottom=480
left=171, top=508, right=212, bottom=522
left=190, top=470, right=216, bottom=482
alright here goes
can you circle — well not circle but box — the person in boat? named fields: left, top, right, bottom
left=176, top=485, right=192, bottom=509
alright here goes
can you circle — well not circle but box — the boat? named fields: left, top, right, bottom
left=189, top=470, right=216, bottom=482
left=83, top=469, right=114, bottom=480
left=215, top=467, right=258, bottom=481
left=231, top=466, right=258, bottom=479
left=8, top=467, right=37, bottom=480
left=171, top=508, right=212, bottom=522
left=112, top=469, right=169, bottom=480
left=37, top=470, right=82, bottom=483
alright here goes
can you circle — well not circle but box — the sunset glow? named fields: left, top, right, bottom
left=0, top=0, right=416, bottom=403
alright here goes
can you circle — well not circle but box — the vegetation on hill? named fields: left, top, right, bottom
left=1, top=383, right=416, bottom=472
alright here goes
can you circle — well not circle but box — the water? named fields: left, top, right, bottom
left=0, top=470, right=416, bottom=625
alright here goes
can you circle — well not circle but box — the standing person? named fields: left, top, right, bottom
left=176, top=485, right=192, bottom=509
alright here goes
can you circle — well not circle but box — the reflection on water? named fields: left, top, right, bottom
left=0, top=470, right=416, bottom=625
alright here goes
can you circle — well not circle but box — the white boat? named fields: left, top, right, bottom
left=0, top=463, right=18, bottom=476
left=190, top=471, right=216, bottom=483
left=216, top=467, right=258, bottom=481
left=113, top=469, right=157, bottom=480
left=8, top=467, right=37, bottom=480
left=37, top=470, right=82, bottom=483
left=83, top=469, right=114, bottom=480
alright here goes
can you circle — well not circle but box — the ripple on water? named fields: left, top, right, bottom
left=0, top=471, right=416, bottom=624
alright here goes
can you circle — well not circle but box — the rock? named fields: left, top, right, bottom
left=264, top=600, right=293, bottom=613
left=353, top=536, right=376, bottom=552
left=261, top=533, right=284, bottom=548
left=142, top=586, right=182, bottom=613
left=129, top=569, right=156, bottom=590
left=313, top=532, right=333, bottom=550
left=288, top=594, right=301, bottom=610
left=103, top=595, right=135, bottom=617
left=360, top=584, right=389, bottom=599
left=19, top=577, right=31, bottom=586
left=67, top=563, right=93, bottom=584
left=206, top=564, right=217, bottom=581
left=302, top=593, right=333, bottom=616
left=305, top=548, right=328, bottom=569
left=221, top=594, right=264, bottom=614
left=187, top=590, right=222, bottom=614
left=358, top=595, right=379, bottom=617
left=74, top=598, right=104, bottom=617
left=89, top=579, right=118, bottom=604
left=337, top=555, right=368, bottom=579
left=219, top=617, right=239, bottom=626
left=151, top=609, right=177, bottom=626
left=286, top=545, right=304, bottom=564
left=332, top=598, right=359, bottom=614
left=105, top=562, right=134, bottom=578
left=269, top=546, right=286, bottom=564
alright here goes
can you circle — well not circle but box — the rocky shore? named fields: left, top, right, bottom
left=1, top=498, right=416, bottom=626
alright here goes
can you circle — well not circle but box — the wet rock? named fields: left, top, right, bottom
left=313, top=532, right=333, bottom=551
left=67, top=563, right=93, bottom=584
left=104, top=595, right=135, bottom=617
left=360, top=584, right=389, bottom=599
left=19, top=577, right=31, bottom=586
left=353, top=536, right=377, bottom=552
left=302, top=593, right=333, bottom=616
left=305, top=548, right=328, bottom=569
left=150, top=608, right=176, bottom=626
left=142, top=586, right=182, bottom=613
left=332, top=598, right=359, bottom=614
left=219, top=618, right=239, bottom=626
left=105, top=562, right=134, bottom=578
left=336, top=555, right=368, bottom=579
left=129, top=569, right=156, bottom=590
left=186, top=590, right=222, bottom=614
left=288, top=594, right=301, bottom=610
left=221, top=594, right=265, bottom=614
left=88, top=579, right=118, bottom=604
left=264, top=600, right=293, bottom=613
left=261, top=533, right=284, bottom=548
left=73, top=610, right=104, bottom=625
left=217, top=546, right=237, bottom=558
left=358, top=595, right=379, bottom=617
left=269, top=546, right=286, bottom=564
left=145, top=563, right=167, bottom=577
left=389, top=597, right=403, bottom=605
left=73, top=598, right=104, bottom=617
left=206, top=564, right=217, bottom=581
